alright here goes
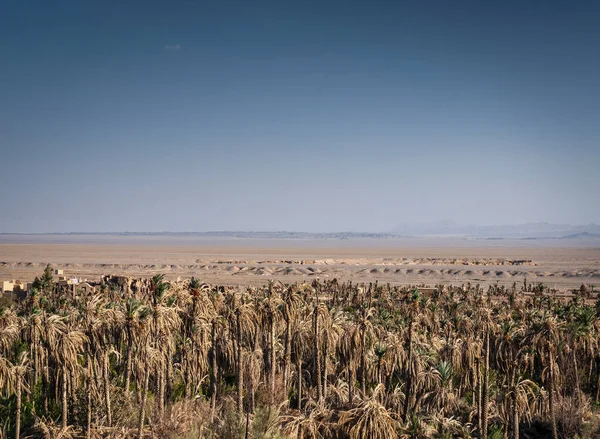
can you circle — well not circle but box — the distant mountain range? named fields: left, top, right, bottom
left=390, top=222, right=600, bottom=239
left=2, top=223, right=600, bottom=240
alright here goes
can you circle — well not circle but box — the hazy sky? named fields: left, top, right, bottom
left=1, top=0, right=599, bottom=233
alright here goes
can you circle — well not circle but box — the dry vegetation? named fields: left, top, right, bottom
left=1, top=265, right=600, bottom=438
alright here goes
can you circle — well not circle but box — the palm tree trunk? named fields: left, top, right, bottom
left=549, top=347, right=558, bottom=439
left=70, top=368, right=77, bottom=407
left=32, top=339, right=38, bottom=387
left=15, top=377, right=21, bottom=439
left=87, top=368, right=92, bottom=439
left=596, top=370, right=600, bottom=403
left=322, top=336, right=328, bottom=401
left=62, top=368, right=68, bottom=430
left=163, top=358, right=168, bottom=413
left=158, top=361, right=165, bottom=418
left=210, top=321, right=217, bottom=418
left=283, top=317, right=291, bottom=398
left=138, top=369, right=150, bottom=439
left=166, top=345, right=173, bottom=404
left=236, top=312, right=244, bottom=415
left=588, top=357, right=594, bottom=389
left=43, top=356, right=49, bottom=414
left=477, top=358, right=483, bottom=434
left=104, top=351, right=112, bottom=426
left=472, top=356, right=480, bottom=431
left=297, top=359, right=302, bottom=410
left=125, top=329, right=133, bottom=395
left=313, top=308, right=322, bottom=404
left=403, top=316, right=414, bottom=422
left=269, top=319, right=276, bottom=403
left=512, top=391, right=519, bottom=439
left=244, top=410, right=250, bottom=439
left=482, top=330, right=490, bottom=439
left=360, top=330, right=366, bottom=396
left=572, top=348, right=581, bottom=401
left=249, top=371, right=255, bottom=414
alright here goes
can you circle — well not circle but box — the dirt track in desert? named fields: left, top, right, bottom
left=1, top=235, right=599, bottom=290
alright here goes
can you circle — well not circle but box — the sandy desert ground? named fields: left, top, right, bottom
left=1, top=235, right=599, bottom=290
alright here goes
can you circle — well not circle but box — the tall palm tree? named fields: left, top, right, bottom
left=312, top=302, right=331, bottom=405
left=402, top=290, right=421, bottom=422
left=357, top=305, right=375, bottom=397
left=258, top=283, right=282, bottom=404
left=282, top=286, right=303, bottom=399
left=338, top=321, right=360, bottom=405
left=136, top=340, right=161, bottom=439
left=232, top=298, right=256, bottom=415
left=292, top=316, right=311, bottom=410
left=52, top=318, right=87, bottom=430
left=567, top=305, right=596, bottom=401
left=121, top=298, right=148, bottom=396
left=507, top=376, right=539, bottom=439
left=531, top=313, right=563, bottom=439
left=475, top=306, right=494, bottom=439
left=3, top=351, right=29, bottom=439
left=148, top=274, right=180, bottom=417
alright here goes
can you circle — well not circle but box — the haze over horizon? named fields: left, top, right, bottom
left=1, top=0, right=599, bottom=233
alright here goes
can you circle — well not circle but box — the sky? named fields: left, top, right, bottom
left=1, top=0, right=599, bottom=233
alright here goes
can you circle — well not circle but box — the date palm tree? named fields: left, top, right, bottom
left=339, top=384, right=399, bottom=439
left=231, top=297, right=256, bottom=415
left=258, top=283, right=283, bottom=403
left=282, top=286, right=304, bottom=399
left=52, top=318, right=87, bottom=430
left=121, top=298, right=148, bottom=396
left=3, top=351, right=29, bottom=439
left=531, top=312, right=563, bottom=439
left=403, top=290, right=421, bottom=422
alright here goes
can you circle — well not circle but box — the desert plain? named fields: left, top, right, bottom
left=1, top=234, right=599, bottom=290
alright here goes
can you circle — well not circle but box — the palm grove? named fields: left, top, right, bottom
left=0, top=264, right=599, bottom=438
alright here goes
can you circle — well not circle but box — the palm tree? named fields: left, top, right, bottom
left=425, top=360, right=458, bottom=413
left=258, top=283, right=282, bottom=404
left=531, top=313, right=563, bottom=439
left=312, top=302, right=330, bottom=404
left=339, top=384, right=399, bottom=439
left=292, top=315, right=311, bottom=410
left=148, top=274, right=180, bottom=417
left=121, top=298, right=148, bottom=396
left=357, top=305, right=375, bottom=397
left=136, top=340, right=161, bottom=439
left=280, top=402, right=331, bottom=439
left=232, top=298, right=256, bottom=415
left=338, top=320, right=361, bottom=405
left=403, top=290, right=421, bottom=422
left=322, top=308, right=343, bottom=402
left=282, top=286, right=303, bottom=399
left=210, top=315, right=226, bottom=417
left=52, top=318, right=87, bottom=430
left=476, top=306, right=494, bottom=439
left=507, top=376, right=539, bottom=439
left=3, top=351, right=29, bottom=439
left=567, top=305, right=596, bottom=401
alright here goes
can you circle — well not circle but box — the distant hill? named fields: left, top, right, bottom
left=0, top=231, right=398, bottom=239
left=558, top=232, right=600, bottom=240
left=2, top=224, right=600, bottom=240
left=390, top=222, right=600, bottom=239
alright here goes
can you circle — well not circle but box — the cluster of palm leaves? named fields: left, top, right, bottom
left=0, top=264, right=599, bottom=438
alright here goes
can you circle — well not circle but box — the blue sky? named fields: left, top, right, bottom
left=1, top=0, right=599, bottom=232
